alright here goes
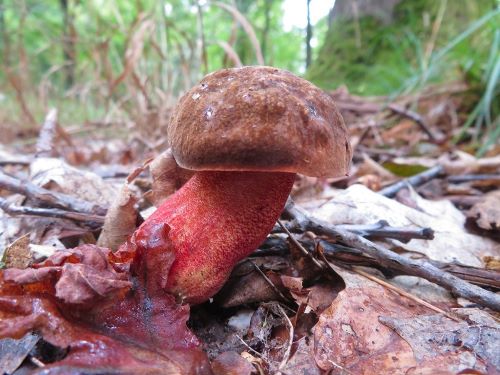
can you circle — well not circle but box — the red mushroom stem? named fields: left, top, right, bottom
left=126, top=171, right=295, bottom=304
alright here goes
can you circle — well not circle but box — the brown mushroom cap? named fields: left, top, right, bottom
left=168, top=66, right=352, bottom=178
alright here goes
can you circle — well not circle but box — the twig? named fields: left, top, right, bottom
left=29, top=356, right=46, bottom=368
left=276, top=220, right=434, bottom=242
left=387, top=104, right=443, bottom=143
left=334, top=220, right=434, bottom=242
left=36, top=108, right=58, bottom=157
left=259, top=237, right=500, bottom=291
left=447, top=174, right=500, bottom=184
left=352, top=267, right=460, bottom=322
left=276, top=304, right=293, bottom=373
left=278, top=220, right=324, bottom=269
left=248, top=260, right=293, bottom=304
left=0, top=197, right=105, bottom=226
left=0, top=170, right=107, bottom=215
left=284, top=200, right=500, bottom=312
left=316, top=247, right=460, bottom=321
left=379, top=165, right=444, bottom=197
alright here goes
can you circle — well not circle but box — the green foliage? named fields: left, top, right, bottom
left=0, top=0, right=306, bottom=126
left=306, top=0, right=499, bottom=96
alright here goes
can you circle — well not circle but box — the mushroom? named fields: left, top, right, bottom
left=127, top=66, right=352, bottom=304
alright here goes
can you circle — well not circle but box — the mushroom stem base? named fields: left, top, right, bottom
left=131, top=171, right=295, bottom=304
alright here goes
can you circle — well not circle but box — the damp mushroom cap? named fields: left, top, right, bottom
left=168, top=66, right=352, bottom=178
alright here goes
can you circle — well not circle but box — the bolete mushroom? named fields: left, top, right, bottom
left=128, top=66, right=351, bottom=304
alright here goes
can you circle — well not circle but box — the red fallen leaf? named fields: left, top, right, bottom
left=212, top=351, right=254, bottom=375
left=0, top=238, right=212, bottom=372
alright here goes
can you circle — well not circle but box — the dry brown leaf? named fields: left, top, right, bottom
left=2, top=233, right=31, bottom=269
left=380, top=309, right=499, bottom=373
left=281, top=336, right=321, bottom=375
left=467, top=190, right=500, bottom=231
left=0, top=333, right=39, bottom=374
left=97, top=184, right=138, bottom=250
left=30, top=157, right=117, bottom=207
left=149, top=149, right=194, bottom=206
left=212, top=351, right=254, bottom=375
left=314, top=269, right=426, bottom=373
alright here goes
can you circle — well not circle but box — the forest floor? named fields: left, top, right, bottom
left=0, top=81, right=499, bottom=374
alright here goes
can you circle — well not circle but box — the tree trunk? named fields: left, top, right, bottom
left=306, top=0, right=312, bottom=68
left=60, top=0, right=76, bottom=88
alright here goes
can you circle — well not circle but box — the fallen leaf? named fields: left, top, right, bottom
left=2, top=233, right=32, bottom=269
left=30, top=157, right=117, bottom=207
left=379, top=309, right=499, bottom=373
left=467, top=190, right=500, bottom=231
left=314, top=267, right=428, bottom=373
left=97, top=183, right=138, bottom=250
left=212, top=351, right=254, bottom=375
left=311, top=184, right=499, bottom=266
left=0, top=333, right=39, bottom=374
left=149, top=148, right=194, bottom=206
left=0, top=238, right=212, bottom=372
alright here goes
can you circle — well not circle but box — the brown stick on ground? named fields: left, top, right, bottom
left=274, top=220, right=434, bottom=242
left=378, top=165, right=444, bottom=198
left=0, top=170, right=107, bottom=215
left=283, top=199, right=500, bottom=312
left=0, top=197, right=105, bottom=226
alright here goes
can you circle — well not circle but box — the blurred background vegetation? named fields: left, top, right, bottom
left=0, top=0, right=498, bottom=152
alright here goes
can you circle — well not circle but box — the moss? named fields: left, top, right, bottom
left=306, top=0, right=498, bottom=95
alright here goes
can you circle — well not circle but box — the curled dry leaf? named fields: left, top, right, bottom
left=439, top=151, right=500, bottom=175
left=467, top=190, right=500, bottom=231
left=97, top=183, right=138, bottom=250
left=0, top=241, right=212, bottom=373
left=149, top=148, right=194, bottom=206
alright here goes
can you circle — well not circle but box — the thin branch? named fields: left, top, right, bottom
left=258, top=237, right=500, bottom=291
left=352, top=267, right=460, bottom=322
left=248, top=260, right=293, bottom=304
left=275, top=219, right=434, bottom=242
left=278, top=220, right=324, bottom=269
left=276, top=304, right=293, bottom=373
left=0, top=170, right=107, bottom=215
left=387, top=104, right=443, bottom=143
left=0, top=197, right=105, bottom=226
left=283, top=199, right=500, bottom=312
left=378, top=165, right=444, bottom=197
left=447, top=174, right=500, bottom=184
left=316, top=246, right=460, bottom=321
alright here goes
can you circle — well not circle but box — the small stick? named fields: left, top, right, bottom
left=30, top=356, right=46, bottom=368
left=379, top=165, right=444, bottom=198
left=352, top=267, right=461, bottom=322
left=248, top=260, right=293, bottom=304
left=315, top=248, right=460, bottom=322
left=336, top=220, right=434, bottom=242
left=447, top=174, right=500, bottom=184
left=284, top=200, right=500, bottom=312
left=278, top=220, right=324, bottom=269
left=276, top=304, right=294, bottom=373
left=387, top=104, right=442, bottom=143
left=0, top=197, right=105, bottom=225
left=0, top=170, right=107, bottom=215
left=276, top=220, right=434, bottom=242
left=36, top=108, right=59, bottom=157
